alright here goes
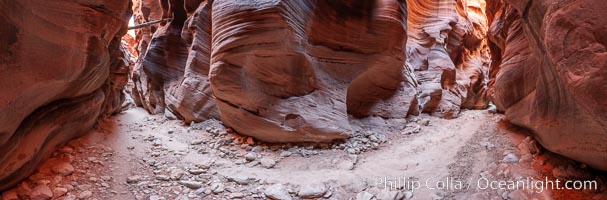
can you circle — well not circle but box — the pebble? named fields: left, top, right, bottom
left=244, top=152, right=257, bottom=161
left=210, top=182, right=224, bottom=193
left=264, top=184, right=292, bottom=200
left=260, top=158, right=276, bottom=168
left=251, top=146, right=263, bottom=153
left=403, top=191, right=413, bottom=199
left=226, top=174, right=252, bottom=185
left=194, top=188, right=206, bottom=195
left=51, top=161, right=75, bottom=176
left=149, top=195, right=165, bottom=200
left=279, top=151, right=292, bottom=157
left=78, top=191, right=92, bottom=199
left=126, top=175, right=141, bottom=184
left=229, top=192, right=245, bottom=199
left=421, top=119, right=431, bottom=126
left=190, top=140, right=204, bottom=145
left=188, top=169, right=206, bottom=175
left=178, top=181, right=203, bottom=189
left=53, top=187, right=68, bottom=197
left=169, top=168, right=185, bottom=180
left=502, top=153, right=518, bottom=163
left=297, top=183, right=326, bottom=198
left=376, top=190, right=402, bottom=200
left=355, top=191, right=374, bottom=200
left=30, top=185, right=53, bottom=200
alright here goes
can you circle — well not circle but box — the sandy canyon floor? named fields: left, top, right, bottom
left=2, top=106, right=606, bottom=200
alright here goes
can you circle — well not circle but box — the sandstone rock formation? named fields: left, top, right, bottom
left=132, top=0, right=417, bottom=142
left=131, top=0, right=219, bottom=123
left=487, top=0, right=607, bottom=170
left=406, top=0, right=491, bottom=118
left=0, top=0, right=131, bottom=190
left=209, top=0, right=414, bottom=142
left=131, top=0, right=494, bottom=142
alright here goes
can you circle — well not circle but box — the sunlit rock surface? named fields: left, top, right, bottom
left=406, top=0, right=491, bottom=119
left=0, top=0, right=131, bottom=190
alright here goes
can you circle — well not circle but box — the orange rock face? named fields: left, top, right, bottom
left=407, top=0, right=492, bottom=118
left=487, top=0, right=607, bottom=170
left=0, top=0, right=131, bottom=190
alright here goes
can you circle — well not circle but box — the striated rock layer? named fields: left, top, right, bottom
left=0, top=0, right=131, bottom=190
left=131, top=0, right=219, bottom=123
left=487, top=0, right=607, bottom=170
left=406, top=0, right=491, bottom=118
left=209, top=0, right=416, bottom=142
left=132, top=0, right=493, bottom=142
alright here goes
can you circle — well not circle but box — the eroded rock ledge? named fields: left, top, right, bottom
left=0, top=0, right=131, bottom=190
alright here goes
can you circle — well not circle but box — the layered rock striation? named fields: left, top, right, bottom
left=131, top=0, right=493, bottom=142
left=0, top=0, right=131, bottom=190
left=487, top=0, right=607, bottom=170
left=406, top=0, right=491, bottom=118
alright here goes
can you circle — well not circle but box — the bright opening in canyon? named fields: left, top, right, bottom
left=1, top=0, right=606, bottom=200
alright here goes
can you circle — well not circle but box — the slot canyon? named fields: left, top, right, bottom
left=1, top=0, right=606, bottom=199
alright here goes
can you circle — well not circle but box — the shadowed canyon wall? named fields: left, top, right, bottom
left=0, top=0, right=131, bottom=190
left=486, top=0, right=607, bottom=170
left=131, top=0, right=492, bottom=142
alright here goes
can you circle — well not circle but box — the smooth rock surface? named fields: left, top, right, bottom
left=0, top=0, right=131, bottom=190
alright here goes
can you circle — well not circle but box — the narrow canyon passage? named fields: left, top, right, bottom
left=2, top=0, right=607, bottom=200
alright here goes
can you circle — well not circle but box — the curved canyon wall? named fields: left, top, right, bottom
left=131, top=0, right=491, bottom=142
left=406, top=0, right=491, bottom=118
left=487, top=0, right=607, bottom=170
left=0, top=0, right=131, bottom=190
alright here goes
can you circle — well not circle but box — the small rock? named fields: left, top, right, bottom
left=376, top=190, right=402, bottom=200
left=260, top=158, right=276, bottom=168
left=229, top=192, right=245, bottom=199
left=226, top=174, right=252, bottom=185
left=30, top=185, right=53, bottom=200
left=298, top=183, right=326, bottom=198
left=188, top=169, right=205, bottom=175
left=152, top=139, right=162, bottom=146
left=355, top=191, right=374, bottom=200
left=244, top=152, right=257, bottom=161
left=155, top=175, right=170, bottom=181
left=421, top=119, right=430, bottom=126
left=1, top=190, right=18, bottom=200
left=279, top=151, right=292, bottom=157
left=487, top=104, right=497, bottom=113
left=51, top=162, right=75, bottom=176
left=246, top=137, right=255, bottom=145
left=191, top=140, right=204, bottom=145
left=126, top=175, right=141, bottom=184
left=347, top=148, right=357, bottom=154
left=149, top=195, right=165, bottom=200
left=169, top=168, right=185, bottom=180
left=77, top=191, right=92, bottom=199
left=53, top=187, right=68, bottom=197
left=502, top=153, right=518, bottom=163
left=403, top=191, right=413, bottom=199
left=264, top=184, right=292, bottom=200
left=178, top=181, right=203, bottom=189
left=194, top=188, right=206, bottom=195
left=210, top=182, right=224, bottom=193
left=251, top=146, right=263, bottom=152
